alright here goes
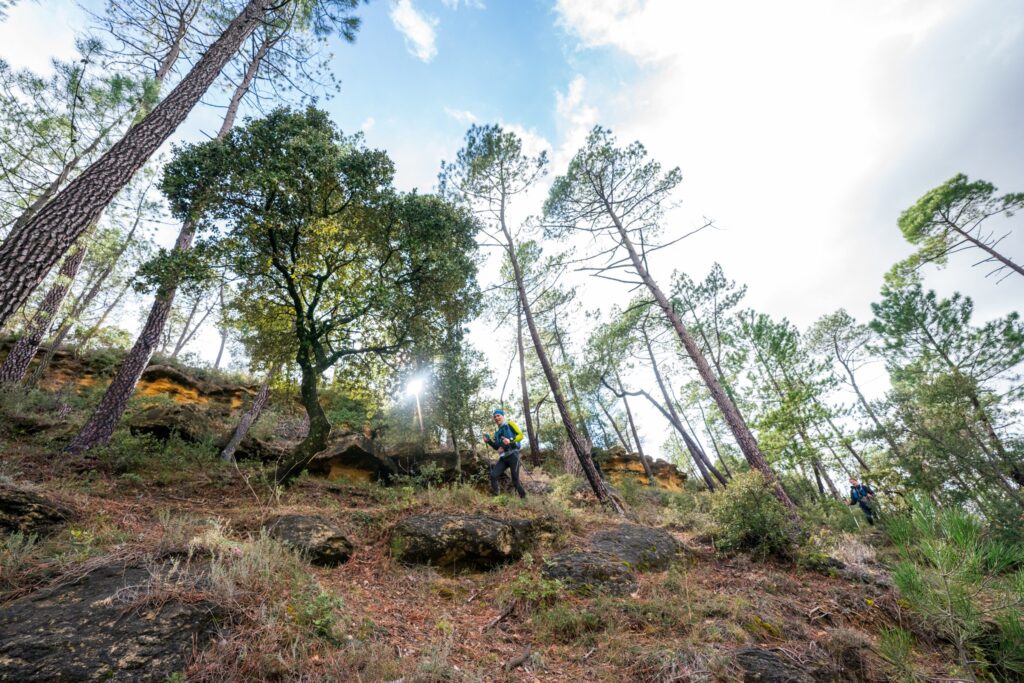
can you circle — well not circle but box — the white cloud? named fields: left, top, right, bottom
left=389, top=0, right=439, bottom=62
left=444, top=107, right=478, bottom=125
left=0, top=1, right=82, bottom=73
left=360, top=116, right=376, bottom=132
left=442, top=0, right=485, bottom=8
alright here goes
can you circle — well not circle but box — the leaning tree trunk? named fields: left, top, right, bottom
left=276, top=358, right=332, bottom=484
left=221, top=365, right=278, bottom=463
left=64, top=28, right=270, bottom=454
left=617, top=371, right=656, bottom=486
left=65, top=227, right=194, bottom=453
left=517, top=303, right=541, bottom=465
left=0, top=0, right=271, bottom=329
left=501, top=221, right=622, bottom=514
left=0, top=241, right=88, bottom=384
left=643, top=326, right=727, bottom=488
left=597, top=398, right=631, bottom=452
left=604, top=204, right=795, bottom=507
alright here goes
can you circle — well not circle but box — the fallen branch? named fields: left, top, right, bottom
left=504, top=646, right=531, bottom=671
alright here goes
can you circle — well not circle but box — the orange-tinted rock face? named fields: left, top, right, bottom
left=1, top=341, right=256, bottom=411
left=598, top=450, right=687, bottom=492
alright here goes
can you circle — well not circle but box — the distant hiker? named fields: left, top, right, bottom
left=483, top=409, right=526, bottom=498
left=848, top=477, right=877, bottom=525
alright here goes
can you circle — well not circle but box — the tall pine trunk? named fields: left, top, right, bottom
left=0, top=241, right=88, bottom=384
left=606, top=204, right=794, bottom=507
left=501, top=221, right=621, bottom=514
left=517, top=303, right=541, bottom=465
left=0, top=0, right=270, bottom=329
left=64, top=27, right=269, bottom=453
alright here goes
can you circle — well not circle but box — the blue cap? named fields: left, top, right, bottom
left=492, top=409, right=505, bottom=416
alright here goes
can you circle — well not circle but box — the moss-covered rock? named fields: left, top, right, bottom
left=390, top=514, right=535, bottom=570
left=0, top=564, right=220, bottom=682
left=589, top=523, right=684, bottom=572
left=0, top=483, right=76, bottom=535
left=263, top=514, right=354, bottom=567
left=541, top=550, right=638, bottom=596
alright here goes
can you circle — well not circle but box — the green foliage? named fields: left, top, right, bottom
left=289, top=589, right=346, bottom=643
left=894, top=173, right=1024, bottom=282
left=710, top=471, right=796, bottom=557
left=878, top=627, right=918, bottom=681
left=888, top=502, right=1024, bottom=679
left=506, top=574, right=564, bottom=609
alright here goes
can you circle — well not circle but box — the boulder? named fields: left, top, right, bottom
left=126, top=404, right=213, bottom=443
left=307, top=433, right=397, bottom=483
left=0, top=483, right=76, bottom=535
left=0, top=564, right=220, bottom=682
left=390, top=514, right=534, bottom=570
left=263, top=514, right=353, bottom=567
left=541, top=550, right=638, bottom=595
left=220, top=433, right=288, bottom=463
left=590, top=523, right=684, bottom=571
left=733, top=647, right=814, bottom=683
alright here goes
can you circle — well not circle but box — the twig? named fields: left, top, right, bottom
left=481, top=601, right=514, bottom=631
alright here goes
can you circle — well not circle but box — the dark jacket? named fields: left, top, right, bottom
left=850, top=484, right=874, bottom=504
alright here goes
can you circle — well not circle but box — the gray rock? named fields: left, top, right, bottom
left=590, top=523, right=683, bottom=572
left=390, top=514, right=534, bottom=570
left=0, top=483, right=76, bottom=535
left=264, top=514, right=353, bottom=566
left=0, top=564, right=220, bottom=682
left=733, top=647, right=814, bottom=683
left=541, top=550, right=638, bottom=595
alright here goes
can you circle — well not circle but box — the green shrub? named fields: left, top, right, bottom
left=888, top=501, right=1024, bottom=680
left=710, top=471, right=797, bottom=558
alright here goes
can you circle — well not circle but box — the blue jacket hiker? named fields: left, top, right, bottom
left=483, top=409, right=526, bottom=498
left=848, top=478, right=877, bottom=525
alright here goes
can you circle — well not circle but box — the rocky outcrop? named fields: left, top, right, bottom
left=126, top=403, right=214, bottom=443
left=541, top=550, right=638, bottom=595
left=0, top=564, right=220, bottom=682
left=590, top=523, right=684, bottom=571
left=592, top=448, right=687, bottom=492
left=0, top=483, right=76, bottom=535
left=390, top=514, right=535, bottom=570
left=306, top=433, right=397, bottom=483
left=264, top=514, right=353, bottom=567
left=0, top=339, right=257, bottom=410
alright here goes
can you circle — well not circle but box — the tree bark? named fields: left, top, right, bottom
left=64, top=23, right=270, bottom=454
left=65, top=224, right=195, bottom=453
left=501, top=221, right=621, bottom=513
left=517, top=303, right=540, bottom=465
left=0, top=0, right=270, bottom=329
left=0, top=241, right=88, bottom=384
left=276, top=357, right=331, bottom=484
left=603, top=203, right=794, bottom=507
left=221, top=365, right=277, bottom=462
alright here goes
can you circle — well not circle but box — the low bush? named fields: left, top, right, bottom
left=710, top=471, right=798, bottom=558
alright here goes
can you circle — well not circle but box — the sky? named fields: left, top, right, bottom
left=1, top=0, right=1022, bottom=462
